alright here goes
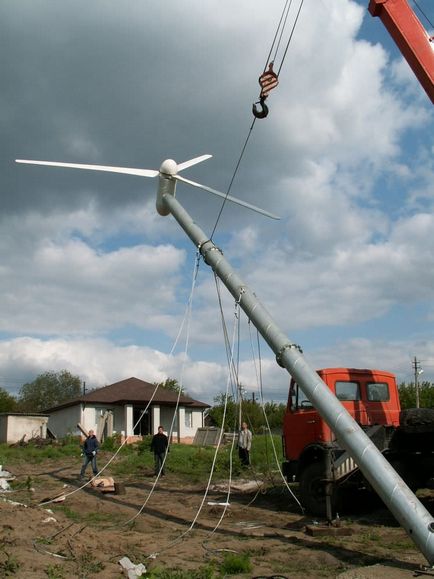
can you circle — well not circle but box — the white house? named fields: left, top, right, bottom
left=45, top=377, right=210, bottom=443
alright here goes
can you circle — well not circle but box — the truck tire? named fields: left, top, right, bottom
left=400, top=408, right=434, bottom=433
left=299, top=462, right=337, bottom=517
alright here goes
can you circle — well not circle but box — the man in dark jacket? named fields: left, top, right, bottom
left=150, top=425, right=168, bottom=476
left=79, top=429, right=99, bottom=480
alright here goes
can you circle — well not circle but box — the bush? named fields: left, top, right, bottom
left=137, top=435, right=153, bottom=454
left=220, top=553, right=252, bottom=575
left=100, top=433, right=123, bottom=451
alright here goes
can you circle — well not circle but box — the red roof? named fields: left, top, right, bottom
left=45, top=377, right=210, bottom=412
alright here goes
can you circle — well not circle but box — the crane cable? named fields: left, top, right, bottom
left=210, top=0, right=305, bottom=239
left=121, top=251, right=202, bottom=527
left=143, top=282, right=243, bottom=559
left=248, top=322, right=304, bottom=513
left=412, top=0, right=434, bottom=32
left=38, top=252, right=202, bottom=509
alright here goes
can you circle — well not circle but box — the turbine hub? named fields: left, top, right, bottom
left=159, top=159, right=177, bottom=176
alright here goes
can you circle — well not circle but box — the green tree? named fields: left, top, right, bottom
left=0, top=387, right=18, bottom=412
left=399, top=381, right=434, bottom=409
left=18, top=370, right=82, bottom=412
left=208, top=393, right=286, bottom=433
left=154, top=377, right=185, bottom=395
left=207, top=393, right=238, bottom=430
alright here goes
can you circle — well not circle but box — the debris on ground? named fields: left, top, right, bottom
left=212, top=479, right=261, bottom=493
left=91, top=476, right=115, bottom=492
left=39, top=492, right=66, bottom=504
left=119, top=556, right=147, bottom=578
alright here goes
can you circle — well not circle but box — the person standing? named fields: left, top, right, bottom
left=79, top=429, right=99, bottom=480
left=150, top=425, right=169, bottom=476
left=238, top=421, right=252, bottom=466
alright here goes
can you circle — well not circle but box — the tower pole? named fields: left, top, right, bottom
left=162, top=192, right=434, bottom=565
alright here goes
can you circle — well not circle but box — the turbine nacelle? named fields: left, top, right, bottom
left=16, top=154, right=279, bottom=220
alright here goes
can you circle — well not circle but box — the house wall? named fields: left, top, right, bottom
left=47, top=406, right=82, bottom=438
left=47, top=402, right=206, bottom=443
left=157, top=406, right=205, bottom=442
left=0, top=415, right=48, bottom=444
left=160, top=406, right=177, bottom=438
left=181, top=408, right=204, bottom=443
left=49, top=404, right=124, bottom=439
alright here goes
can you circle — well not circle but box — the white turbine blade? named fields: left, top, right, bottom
left=175, top=175, right=280, bottom=220
left=177, top=154, right=212, bottom=172
left=15, top=159, right=159, bottom=178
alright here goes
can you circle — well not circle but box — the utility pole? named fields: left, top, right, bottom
left=82, top=381, right=86, bottom=396
left=413, top=357, right=423, bottom=408
left=238, top=383, right=243, bottom=430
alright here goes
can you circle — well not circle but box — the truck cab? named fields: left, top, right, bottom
left=282, top=368, right=403, bottom=514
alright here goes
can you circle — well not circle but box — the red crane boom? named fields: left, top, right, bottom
left=369, top=0, right=434, bottom=104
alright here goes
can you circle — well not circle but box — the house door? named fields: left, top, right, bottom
left=133, top=408, right=150, bottom=435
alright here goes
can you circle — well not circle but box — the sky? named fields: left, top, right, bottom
left=1, top=0, right=434, bottom=405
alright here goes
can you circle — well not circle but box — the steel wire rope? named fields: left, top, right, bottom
left=247, top=322, right=304, bottom=512
left=201, top=281, right=244, bottom=541
left=210, top=0, right=305, bottom=239
left=210, top=118, right=256, bottom=240
left=144, top=281, right=243, bottom=559
left=263, top=0, right=292, bottom=73
left=38, top=252, right=202, bottom=508
left=413, top=0, right=434, bottom=30
left=275, top=0, right=305, bottom=77
left=270, top=0, right=294, bottom=70
left=120, top=251, right=202, bottom=527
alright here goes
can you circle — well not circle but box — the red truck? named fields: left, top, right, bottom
left=282, top=368, right=434, bottom=515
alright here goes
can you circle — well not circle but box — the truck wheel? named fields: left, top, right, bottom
left=400, top=408, right=434, bottom=433
left=299, top=462, right=337, bottom=516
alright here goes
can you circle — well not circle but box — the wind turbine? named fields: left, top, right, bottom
left=15, top=152, right=434, bottom=565
left=15, top=155, right=279, bottom=220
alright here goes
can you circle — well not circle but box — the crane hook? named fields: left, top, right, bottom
left=252, top=62, right=278, bottom=119
left=252, top=96, right=269, bottom=119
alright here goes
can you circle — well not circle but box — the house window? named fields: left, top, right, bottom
left=185, top=410, right=193, bottom=428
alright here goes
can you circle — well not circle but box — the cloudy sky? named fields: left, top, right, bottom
left=1, top=0, right=433, bottom=404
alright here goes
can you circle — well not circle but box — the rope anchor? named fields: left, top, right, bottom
left=252, top=62, right=279, bottom=119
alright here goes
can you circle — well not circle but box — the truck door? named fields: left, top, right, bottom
left=283, top=381, right=324, bottom=460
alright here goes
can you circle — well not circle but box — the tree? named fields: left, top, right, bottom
left=208, top=393, right=238, bottom=430
left=208, top=392, right=286, bottom=432
left=399, top=381, right=434, bottom=409
left=154, top=378, right=185, bottom=395
left=0, top=387, right=18, bottom=412
left=18, top=370, right=82, bottom=412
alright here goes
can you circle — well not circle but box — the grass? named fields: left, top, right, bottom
left=0, top=551, right=20, bottom=576
left=109, top=434, right=283, bottom=483
left=45, top=564, right=66, bottom=579
left=147, top=565, right=215, bottom=579
left=146, top=554, right=252, bottom=578
left=219, top=552, right=252, bottom=575
left=1, top=434, right=285, bottom=486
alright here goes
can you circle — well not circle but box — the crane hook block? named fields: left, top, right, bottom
left=259, top=62, right=279, bottom=99
left=252, top=63, right=278, bottom=119
left=252, top=96, right=269, bottom=119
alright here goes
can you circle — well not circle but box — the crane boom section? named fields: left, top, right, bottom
left=369, top=0, right=434, bottom=104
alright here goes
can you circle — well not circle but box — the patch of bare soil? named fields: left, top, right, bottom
left=0, top=456, right=432, bottom=578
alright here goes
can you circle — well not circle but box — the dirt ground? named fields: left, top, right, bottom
left=0, top=455, right=433, bottom=578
